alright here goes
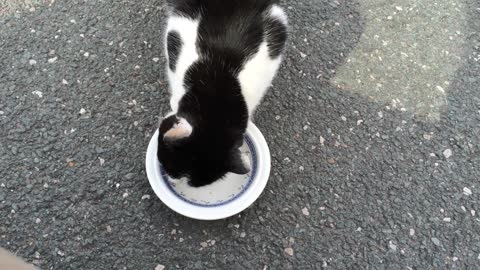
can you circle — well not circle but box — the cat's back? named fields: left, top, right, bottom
left=166, top=0, right=287, bottom=113
left=168, top=0, right=279, bottom=19
left=167, top=0, right=284, bottom=54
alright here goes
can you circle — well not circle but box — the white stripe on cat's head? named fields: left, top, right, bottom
left=163, top=117, right=193, bottom=141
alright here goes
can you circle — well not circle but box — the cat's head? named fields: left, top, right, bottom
left=157, top=114, right=250, bottom=187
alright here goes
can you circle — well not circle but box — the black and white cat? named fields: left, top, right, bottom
left=157, top=0, right=287, bottom=187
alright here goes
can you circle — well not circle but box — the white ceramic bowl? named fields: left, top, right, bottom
left=145, top=122, right=271, bottom=220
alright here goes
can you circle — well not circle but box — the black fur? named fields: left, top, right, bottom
left=158, top=0, right=286, bottom=187
left=158, top=58, right=249, bottom=187
left=167, top=31, right=182, bottom=71
left=265, top=18, right=287, bottom=58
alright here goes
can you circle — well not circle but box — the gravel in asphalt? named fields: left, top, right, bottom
left=0, top=0, right=479, bottom=269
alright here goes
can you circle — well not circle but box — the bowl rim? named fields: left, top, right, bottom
left=145, top=122, right=271, bottom=220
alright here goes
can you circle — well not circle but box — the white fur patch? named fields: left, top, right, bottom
left=241, top=152, right=251, bottom=172
left=164, top=111, right=176, bottom=118
left=166, top=16, right=200, bottom=113
left=270, top=5, right=288, bottom=25
left=238, top=42, right=282, bottom=113
left=164, top=117, right=193, bottom=140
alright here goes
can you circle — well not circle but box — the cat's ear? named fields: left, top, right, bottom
left=160, top=115, right=193, bottom=142
left=227, top=149, right=251, bottom=175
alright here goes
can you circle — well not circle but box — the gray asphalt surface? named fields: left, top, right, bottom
left=1, top=0, right=480, bottom=269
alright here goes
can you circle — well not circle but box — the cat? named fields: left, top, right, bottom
left=157, top=0, right=287, bottom=187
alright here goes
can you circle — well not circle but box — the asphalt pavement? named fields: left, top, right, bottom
left=1, top=0, right=479, bottom=269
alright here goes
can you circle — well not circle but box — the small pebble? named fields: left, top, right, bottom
left=200, top=242, right=208, bottom=248
left=284, top=247, right=294, bottom=256
left=471, top=210, right=476, bottom=217
left=84, top=52, right=90, bottom=57
left=240, top=232, right=246, bottom=238
left=106, top=225, right=112, bottom=233
left=388, top=241, right=397, bottom=251
left=302, top=207, right=310, bottom=216
left=48, top=57, right=57, bottom=63
left=431, top=237, right=441, bottom=246
left=443, top=217, right=451, bottom=222
left=29, top=59, right=37, bottom=65
left=32, top=91, right=43, bottom=98
left=155, top=265, right=165, bottom=270
left=79, top=108, right=87, bottom=115
left=141, top=195, right=151, bottom=200
left=341, top=116, right=347, bottom=121
left=62, top=79, right=69, bottom=85
left=35, top=218, right=41, bottom=224
left=443, top=149, right=452, bottom=159
left=153, top=57, right=160, bottom=62
left=463, top=187, right=472, bottom=196
left=122, top=192, right=129, bottom=198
